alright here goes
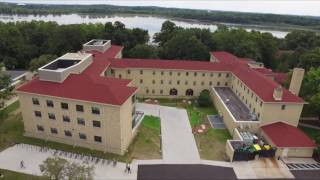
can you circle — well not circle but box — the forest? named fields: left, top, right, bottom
left=1, top=2, right=320, bottom=30
left=0, top=20, right=319, bottom=118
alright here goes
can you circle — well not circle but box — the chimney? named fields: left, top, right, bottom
left=289, top=68, right=305, bottom=96
left=273, top=86, right=283, bottom=101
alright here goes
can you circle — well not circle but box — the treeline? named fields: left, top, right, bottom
left=0, top=20, right=319, bottom=117
left=1, top=2, right=320, bottom=29
left=0, top=21, right=148, bottom=70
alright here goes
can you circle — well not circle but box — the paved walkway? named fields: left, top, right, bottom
left=0, top=144, right=137, bottom=180
left=136, top=103, right=200, bottom=164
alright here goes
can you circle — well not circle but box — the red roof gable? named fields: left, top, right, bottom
left=261, top=122, right=316, bottom=148
left=17, top=45, right=137, bottom=105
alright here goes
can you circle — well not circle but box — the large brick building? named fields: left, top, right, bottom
left=17, top=39, right=314, bottom=156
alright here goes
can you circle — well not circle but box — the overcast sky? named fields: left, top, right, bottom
left=2, top=0, right=320, bottom=17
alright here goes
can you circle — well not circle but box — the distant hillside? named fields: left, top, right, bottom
left=0, top=2, right=320, bottom=30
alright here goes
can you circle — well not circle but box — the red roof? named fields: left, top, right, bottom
left=253, top=67, right=273, bottom=75
left=17, top=45, right=137, bottom=105
left=273, top=72, right=289, bottom=84
left=261, top=122, right=316, bottom=148
left=110, top=58, right=231, bottom=71
left=211, top=52, right=304, bottom=103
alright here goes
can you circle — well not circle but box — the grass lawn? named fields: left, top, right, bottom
left=0, top=169, right=46, bottom=180
left=0, top=102, right=161, bottom=163
left=129, top=115, right=161, bottom=159
left=195, top=129, right=231, bottom=161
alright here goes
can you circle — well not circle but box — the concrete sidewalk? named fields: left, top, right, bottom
left=0, top=144, right=137, bottom=180
left=136, top=103, right=200, bottom=164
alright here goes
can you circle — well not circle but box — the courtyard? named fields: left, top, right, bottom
left=140, top=98, right=231, bottom=161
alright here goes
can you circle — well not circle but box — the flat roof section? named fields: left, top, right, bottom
left=214, top=87, right=257, bottom=121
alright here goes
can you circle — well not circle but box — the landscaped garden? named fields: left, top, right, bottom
left=140, top=92, right=231, bottom=161
left=0, top=102, right=161, bottom=163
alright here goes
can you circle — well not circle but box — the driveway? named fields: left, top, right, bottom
left=136, top=103, right=200, bottom=164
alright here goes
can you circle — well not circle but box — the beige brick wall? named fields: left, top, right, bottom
left=17, top=92, right=134, bottom=155
left=112, top=68, right=230, bottom=98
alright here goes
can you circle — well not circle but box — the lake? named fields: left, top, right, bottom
left=0, top=14, right=289, bottom=39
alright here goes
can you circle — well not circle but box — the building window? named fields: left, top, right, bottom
left=218, top=73, right=221, bottom=77
left=225, top=82, right=228, bottom=86
left=46, top=100, right=54, bottom=107
left=177, top=72, right=181, bottom=76
left=152, top=89, right=155, bottom=94
left=169, top=80, right=172, bottom=85
left=63, top=115, right=70, bottom=122
left=140, top=79, right=143, bottom=84
left=64, top=130, right=72, bottom=137
left=177, top=80, right=180, bottom=85
left=118, top=74, right=122, bottom=78
left=201, top=81, right=204, bottom=86
left=161, top=71, right=164, bottom=75
left=217, top=82, right=220, bottom=86
left=76, top=105, right=84, bottom=112
left=257, top=113, right=260, bottom=118
left=281, top=105, right=286, bottom=110
left=34, top=111, right=42, bottom=117
left=50, top=128, right=58, bottom=134
left=194, top=72, right=197, bottom=76
left=255, top=97, right=258, bottom=102
left=186, top=72, right=189, bottom=76
left=169, top=71, right=172, bottom=76
left=94, top=136, right=102, bottom=143
left=127, top=70, right=131, bottom=74
left=153, top=71, right=156, bottom=75
left=202, top=73, right=205, bottom=77
left=93, top=120, right=101, bottom=128
left=77, top=118, right=85, bottom=125
left=160, top=90, right=163, bottom=94
left=209, top=81, right=212, bottom=86
left=91, top=107, right=100, bottom=115
left=48, top=113, right=56, bottom=120
left=32, top=98, right=40, bottom=105
left=210, top=73, right=213, bottom=77
left=146, top=89, right=149, bottom=94
left=79, top=133, right=87, bottom=140
left=37, top=125, right=44, bottom=132
left=260, top=102, right=263, bottom=107
left=160, top=80, right=163, bottom=84
left=140, top=70, right=143, bottom=75
left=61, top=102, right=68, bottom=110
left=152, top=80, right=155, bottom=84
left=193, top=81, right=196, bottom=85
left=226, top=73, right=229, bottom=77
left=185, top=81, right=188, bottom=85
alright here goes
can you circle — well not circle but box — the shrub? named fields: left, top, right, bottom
left=198, top=90, right=212, bottom=107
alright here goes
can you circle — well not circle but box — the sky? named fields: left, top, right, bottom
left=1, top=0, right=320, bottom=17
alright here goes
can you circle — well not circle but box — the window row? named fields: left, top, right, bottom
left=140, top=79, right=227, bottom=86
left=36, top=125, right=102, bottom=142
left=32, top=98, right=100, bottom=115
left=126, top=70, right=229, bottom=78
left=34, top=111, right=101, bottom=127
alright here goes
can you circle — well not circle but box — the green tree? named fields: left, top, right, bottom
left=299, top=47, right=320, bottom=71
left=29, top=54, right=57, bottom=72
left=0, top=63, right=13, bottom=104
left=300, top=67, right=320, bottom=118
left=39, top=157, right=94, bottom=180
left=159, top=31, right=209, bottom=60
left=154, top=20, right=179, bottom=46
left=198, top=90, right=212, bottom=107
left=128, top=44, right=158, bottom=59
left=284, top=30, right=320, bottom=50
